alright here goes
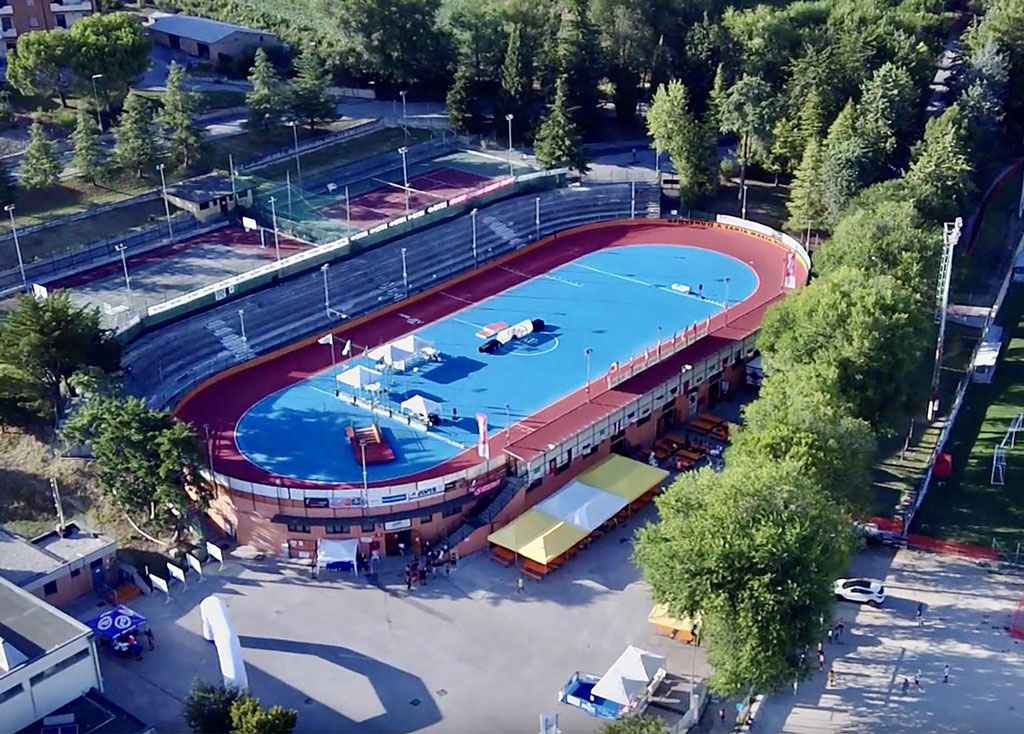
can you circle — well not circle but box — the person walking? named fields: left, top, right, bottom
left=817, top=640, right=824, bottom=655
left=827, top=628, right=833, bottom=644
left=718, top=707, right=726, bottom=723
left=818, top=650, right=825, bottom=672
left=405, top=566, right=412, bottom=590
left=835, top=619, right=845, bottom=641
left=828, top=670, right=836, bottom=688
left=943, top=664, right=950, bottom=683
left=901, top=678, right=910, bottom=695
left=916, top=602, right=924, bottom=627
left=145, top=628, right=155, bottom=651
left=914, top=670, right=922, bottom=690
left=516, top=576, right=525, bottom=594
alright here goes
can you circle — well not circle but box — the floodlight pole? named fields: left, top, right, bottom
left=228, top=153, right=237, bottom=199
left=115, top=243, right=133, bottom=310
left=535, top=197, right=540, bottom=241
left=90, top=73, right=103, bottom=132
left=289, top=121, right=302, bottom=186
left=585, top=348, right=593, bottom=402
left=631, top=180, right=636, bottom=219
left=5, top=204, right=25, bottom=290
left=345, top=185, right=351, bottom=233
left=321, top=263, right=331, bottom=319
left=505, top=113, right=514, bottom=176
left=360, top=441, right=369, bottom=501
left=928, top=218, right=961, bottom=420
left=398, top=146, right=410, bottom=214
left=268, top=196, right=281, bottom=260
left=401, top=247, right=408, bottom=297
left=157, top=163, right=173, bottom=241
left=741, top=184, right=749, bottom=219
left=471, top=207, right=478, bottom=267
left=237, top=308, right=247, bottom=343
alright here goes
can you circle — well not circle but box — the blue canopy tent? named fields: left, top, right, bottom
left=87, top=605, right=147, bottom=643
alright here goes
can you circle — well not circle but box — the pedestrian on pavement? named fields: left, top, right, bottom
left=914, top=670, right=922, bottom=690
left=943, top=664, right=950, bottom=683
left=516, top=576, right=525, bottom=594
left=828, top=670, right=836, bottom=688
left=718, top=707, right=726, bottom=723
left=836, top=619, right=845, bottom=641
left=818, top=650, right=825, bottom=671
left=405, top=566, right=412, bottom=590
left=827, top=628, right=833, bottom=644
left=901, top=678, right=910, bottom=695
left=916, top=602, right=924, bottom=626
left=817, top=640, right=824, bottom=654
left=144, top=628, right=155, bottom=651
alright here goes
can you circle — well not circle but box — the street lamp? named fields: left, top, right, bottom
left=237, top=308, right=247, bottom=343
left=4, top=204, right=25, bottom=290
left=90, top=74, right=103, bottom=132
left=114, top=243, right=133, bottom=310
left=288, top=120, right=302, bottom=185
left=398, top=146, right=410, bottom=214
left=321, top=263, right=331, bottom=319
left=400, top=90, right=408, bottom=122
left=268, top=196, right=281, bottom=260
left=718, top=276, right=732, bottom=324
left=584, top=347, right=593, bottom=402
left=534, top=197, right=540, bottom=241
left=471, top=207, right=478, bottom=267
left=156, top=163, right=173, bottom=241
left=505, top=114, right=514, bottom=176
left=401, top=247, right=408, bottom=297
left=741, top=184, right=749, bottom=219
left=360, top=440, right=369, bottom=501
left=657, top=325, right=663, bottom=358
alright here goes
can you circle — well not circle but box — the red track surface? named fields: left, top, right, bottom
left=175, top=221, right=807, bottom=490
left=47, top=226, right=306, bottom=289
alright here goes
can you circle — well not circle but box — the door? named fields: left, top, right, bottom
left=89, top=558, right=106, bottom=591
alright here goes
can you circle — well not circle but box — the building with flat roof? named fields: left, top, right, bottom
left=0, top=575, right=103, bottom=734
left=164, top=173, right=254, bottom=224
left=0, top=0, right=96, bottom=58
left=147, top=13, right=279, bottom=62
left=0, top=525, right=116, bottom=610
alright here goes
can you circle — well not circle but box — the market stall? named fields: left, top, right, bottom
left=315, top=538, right=360, bottom=576
left=560, top=646, right=667, bottom=720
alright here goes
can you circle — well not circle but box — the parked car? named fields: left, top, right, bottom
left=834, top=578, right=886, bottom=606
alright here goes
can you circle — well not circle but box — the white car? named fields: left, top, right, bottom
left=834, top=578, right=886, bottom=606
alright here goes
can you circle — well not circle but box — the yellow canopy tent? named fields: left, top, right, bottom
left=518, top=522, right=589, bottom=565
left=578, top=454, right=669, bottom=503
left=648, top=604, right=700, bottom=643
left=487, top=509, right=561, bottom=553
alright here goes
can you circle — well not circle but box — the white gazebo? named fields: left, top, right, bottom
left=393, top=334, right=434, bottom=357
left=400, top=394, right=442, bottom=420
left=337, top=365, right=382, bottom=391
left=368, top=343, right=415, bottom=370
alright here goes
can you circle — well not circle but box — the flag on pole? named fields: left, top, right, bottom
left=476, top=413, right=489, bottom=459
left=317, top=333, right=334, bottom=345
left=341, top=339, right=352, bottom=356
left=783, top=252, right=796, bottom=290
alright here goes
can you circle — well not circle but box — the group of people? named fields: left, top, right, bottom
left=403, top=545, right=457, bottom=590
left=112, top=627, right=155, bottom=661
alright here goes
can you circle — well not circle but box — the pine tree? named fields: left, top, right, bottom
left=291, top=44, right=334, bottom=129
left=246, top=48, right=289, bottom=133
left=534, top=76, right=588, bottom=172
left=115, top=91, right=158, bottom=178
left=446, top=57, right=479, bottom=133
left=72, top=105, right=105, bottom=183
left=558, top=0, right=602, bottom=131
left=20, top=121, right=60, bottom=190
left=158, top=61, right=201, bottom=169
left=646, top=80, right=716, bottom=203
left=497, top=24, right=531, bottom=140
left=786, top=138, right=826, bottom=235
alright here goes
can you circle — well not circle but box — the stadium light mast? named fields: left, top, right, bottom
left=505, top=114, right=514, bottom=176
left=928, top=217, right=962, bottom=421
left=584, top=348, right=593, bottom=402
left=471, top=208, right=478, bottom=267
left=535, top=197, right=540, bottom=241
left=401, top=247, right=408, bottom=297
left=288, top=120, right=302, bottom=186
left=157, top=163, right=174, bottom=241
left=4, top=204, right=25, bottom=290
left=115, top=243, right=133, bottom=311
left=268, top=196, right=281, bottom=261
left=398, top=146, right=410, bottom=214
left=321, top=263, right=331, bottom=319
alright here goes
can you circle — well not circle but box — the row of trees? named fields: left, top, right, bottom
left=633, top=0, right=1014, bottom=697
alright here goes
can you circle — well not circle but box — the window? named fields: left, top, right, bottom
left=199, top=201, right=210, bottom=210
left=26, top=0, right=34, bottom=6
left=286, top=521, right=310, bottom=534
left=636, top=414, right=651, bottom=427
left=0, top=684, right=23, bottom=705
left=5, top=42, right=15, bottom=52
left=360, top=522, right=375, bottom=532
left=419, top=513, right=433, bottom=525
left=70, top=567, right=81, bottom=577
left=56, top=15, right=66, bottom=28
left=441, top=504, right=462, bottom=518
left=43, top=580, right=57, bottom=596
left=1, top=18, right=11, bottom=30
left=324, top=523, right=348, bottom=534
left=90, top=558, right=102, bottom=570
left=29, top=648, right=90, bottom=685
left=29, top=16, right=38, bottom=27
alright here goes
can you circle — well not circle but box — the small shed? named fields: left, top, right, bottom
left=163, top=174, right=253, bottom=223
left=147, top=14, right=279, bottom=62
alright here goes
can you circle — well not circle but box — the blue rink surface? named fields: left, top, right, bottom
left=235, top=245, right=757, bottom=483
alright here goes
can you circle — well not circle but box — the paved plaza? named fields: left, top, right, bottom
left=85, top=506, right=710, bottom=734
left=756, top=548, right=1024, bottom=733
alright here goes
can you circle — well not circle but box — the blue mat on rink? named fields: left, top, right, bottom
left=234, top=245, right=756, bottom=483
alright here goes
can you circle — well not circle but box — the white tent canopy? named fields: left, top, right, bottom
left=316, top=539, right=359, bottom=575
left=392, top=334, right=433, bottom=355
left=534, top=480, right=627, bottom=533
left=337, top=365, right=382, bottom=389
left=401, top=394, right=442, bottom=419
left=592, top=646, right=666, bottom=707
left=368, top=343, right=414, bottom=367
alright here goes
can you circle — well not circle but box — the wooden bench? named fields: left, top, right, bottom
left=522, top=559, right=551, bottom=580
left=490, top=546, right=516, bottom=567
left=699, top=414, right=728, bottom=428
left=676, top=449, right=703, bottom=462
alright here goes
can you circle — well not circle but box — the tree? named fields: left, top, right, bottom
left=73, top=105, right=106, bottom=183
left=600, top=716, right=669, bottom=734
left=905, top=104, right=975, bottom=221
left=496, top=23, right=532, bottom=138
left=0, top=292, right=120, bottom=419
left=5, top=31, right=74, bottom=107
left=20, top=122, right=61, bottom=190
left=442, top=0, right=504, bottom=80
left=965, top=0, right=1024, bottom=132
left=184, top=680, right=242, bottom=734
left=717, top=74, right=776, bottom=196
left=758, top=267, right=930, bottom=430
left=247, top=48, right=290, bottom=133
left=785, top=139, right=826, bottom=234
left=858, top=62, right=918, bottom=175
left=445, top=57, right=480, bottom=132
left=229, top=696, right=298, bottom=734
left=62, top=395, right=207, bottom=535
left=594, top=0, right=652, bottom=123
left=115, top=91, right=158, bottom=177
left=68, top=12, right=151, bottom=97
left=557, top=0, right=602, bottom=131
left=730, top=363, right=876, bottom=513
left=646, top=80, right=716, bottom=203
left=635, top=459, right=852, bottom=696
left=721, top=5, right=800, bottom=86
left=290, top=45, right=334, bottom=129
left=533, top=76, right=587, bottom=172
left=959, top=39, right=1009, bottom=136
left=817, top=101, right=871, bottom=227
left=159, top=61, right=201, bottom=169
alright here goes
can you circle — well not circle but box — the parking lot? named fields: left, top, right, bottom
left=756, top=548, right=1024, bottom=733
left=86, top=506, right=710, bottom=734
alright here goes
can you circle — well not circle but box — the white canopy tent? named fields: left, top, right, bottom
left=337, top=365, right=382, bottom=390
left=368, top=343, right=415, bottom=369
left=591, top=646, right=666, bottom=708
left=400, top=394, right=442, bottom=420
left=392, top=334, right=433, bottom=355
left=316, top=539, right=359, bottom=575
left=534, top=480, right=627, bottom=533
